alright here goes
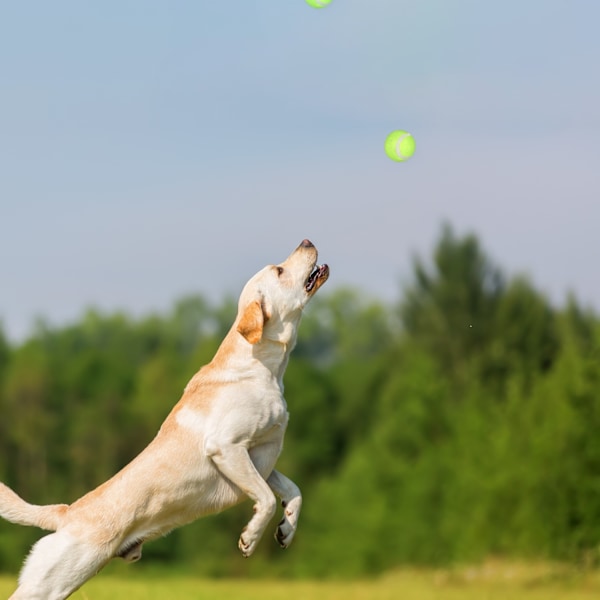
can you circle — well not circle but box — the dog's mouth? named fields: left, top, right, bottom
left=305, top=264, right=330, bottom=293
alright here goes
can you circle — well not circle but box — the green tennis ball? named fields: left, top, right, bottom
left=385, top=130, right=416, bottom=162
left=306, top=0, right=332, bottom=8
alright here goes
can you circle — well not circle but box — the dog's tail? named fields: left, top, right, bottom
left=0, top=482, right=68, bottom=531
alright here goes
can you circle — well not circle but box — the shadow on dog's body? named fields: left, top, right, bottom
left=0, top=239, right=329, bottom=600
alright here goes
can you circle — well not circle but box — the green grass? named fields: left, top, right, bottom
left=2, top=561, right=600, bottom=599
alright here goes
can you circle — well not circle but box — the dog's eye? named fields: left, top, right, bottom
left=276, top=266, right=284, bottom=277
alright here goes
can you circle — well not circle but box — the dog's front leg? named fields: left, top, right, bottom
left=267, top=470, right=302, bottom=549
left=206, top=441, right=277, bottom=557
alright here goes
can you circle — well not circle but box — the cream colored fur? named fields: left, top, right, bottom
left=0, top=239, right=329, bottom=600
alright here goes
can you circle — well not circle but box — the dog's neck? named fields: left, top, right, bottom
left=252, top=337, right=296, bottom=384
left=195, top=327, right=296, bottom=389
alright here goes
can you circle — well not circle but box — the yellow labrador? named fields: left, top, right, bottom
left=0, top=239, right=329, bottom=600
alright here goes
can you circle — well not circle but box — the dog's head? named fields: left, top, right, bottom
left=236, top=239, right=329, bottom=345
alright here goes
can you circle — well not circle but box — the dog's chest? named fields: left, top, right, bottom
left=240, top=386, right=289, bottom=446
left=175, top=379, right=288, bottom=446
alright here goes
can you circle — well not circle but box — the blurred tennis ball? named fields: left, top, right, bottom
left=306, top=0, right=332, bottom=8
left=385, top=130, right=416, bottom=162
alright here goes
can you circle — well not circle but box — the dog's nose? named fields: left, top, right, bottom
left=300, top=239, right=314, bottom=248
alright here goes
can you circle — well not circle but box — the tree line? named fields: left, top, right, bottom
left=1, top=225, right=600, bottom=576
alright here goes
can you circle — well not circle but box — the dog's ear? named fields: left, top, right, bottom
left=237, top=300, right=268, bottom=344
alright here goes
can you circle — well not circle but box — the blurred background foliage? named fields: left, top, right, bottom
left=1, top=225, right=600, bottom=577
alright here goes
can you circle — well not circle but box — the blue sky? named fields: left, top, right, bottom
left=1, top=0, right=599, bottom=340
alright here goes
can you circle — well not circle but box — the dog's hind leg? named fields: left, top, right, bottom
left=10, top=531, right=112, bottom=600
left=267, top=470, right=302, bottom=549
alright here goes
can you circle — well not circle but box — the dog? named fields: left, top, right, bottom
left=0, top=239, right=329, bottom=600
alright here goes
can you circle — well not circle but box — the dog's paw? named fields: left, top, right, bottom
left=117, top=541, right=143, bottom=563
left=274, top=507, right=297, bottom=549
left=238, top=531, right=257, bottom=558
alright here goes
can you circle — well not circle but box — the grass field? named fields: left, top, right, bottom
left=2, top=561, right=600, bottom=600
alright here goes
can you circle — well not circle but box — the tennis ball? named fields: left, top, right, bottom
left=385, top=130, right=416, bottom=162
left=306, top=0, right=332, bottom=8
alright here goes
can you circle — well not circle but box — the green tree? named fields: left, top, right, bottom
left=400, top=224, right=504, bottom=382
left=2, top=225, right=600, bottom=576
